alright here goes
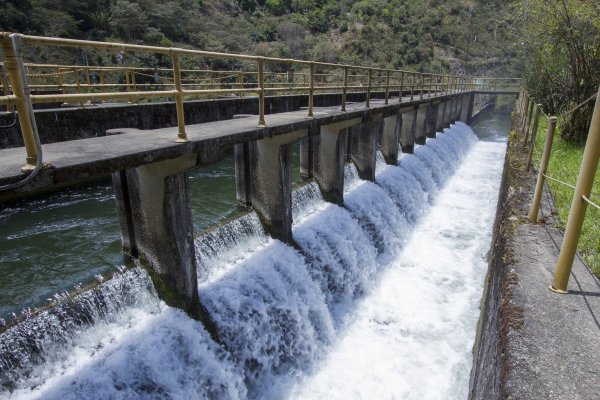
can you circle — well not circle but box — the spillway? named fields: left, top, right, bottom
left=0, top=114, right=508, bottom=399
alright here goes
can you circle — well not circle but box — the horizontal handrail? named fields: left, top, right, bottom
left=0, top=31, right=518, bottom=178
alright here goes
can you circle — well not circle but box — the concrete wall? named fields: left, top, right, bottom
left=0, top=92, right=399, bottom=149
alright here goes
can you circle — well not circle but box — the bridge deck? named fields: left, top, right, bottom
left=0, top=90, right=488, bottom=199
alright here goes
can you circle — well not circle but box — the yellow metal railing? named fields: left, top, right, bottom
left=521, top=86, right=600, bottom=293
left=0, top=32, right=519, bottom=174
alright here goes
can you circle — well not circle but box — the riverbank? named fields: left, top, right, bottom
left=470, top=123, right=600, bottom=399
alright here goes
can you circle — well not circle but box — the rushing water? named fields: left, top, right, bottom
left=0, top=100, right=511, bottom=399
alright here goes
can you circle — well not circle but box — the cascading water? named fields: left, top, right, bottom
left=0, top=118, right=507, bottom=400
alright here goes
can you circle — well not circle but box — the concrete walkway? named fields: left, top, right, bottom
left=497, top=139, right=600, bottom=399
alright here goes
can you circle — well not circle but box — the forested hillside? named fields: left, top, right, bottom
left=1, top=0, right=518, bottom=76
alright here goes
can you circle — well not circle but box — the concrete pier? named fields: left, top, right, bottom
left=348, top=117, right=382, bottom=181
left=415, top=103, right=429, bottom=145
left=399, top=106, right=417, bottom=153
left=379, top=114, right=401, bottom=165
left=426, top=101, right=439, bottom=138
left=249, top=129, right=306, bottom=243
left=313, top=118, right=361, bottom=205
left=112, top=155, right=201, bottom=317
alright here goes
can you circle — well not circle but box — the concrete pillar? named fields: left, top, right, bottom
left=112, top=155, right=200, bottom=318
left=415, top=102, right=429, bottom=145
left=234, top=142, right=252, bottom=207
left=450, top=96, right=459, bottom=123
left=299, top=136, right=315, bottom=179
left=436, top=100, right=447, bottom=131
left=399, top=106, right=417, bottom=153
left=348, top=117, right=382, bottom=181
left=313, top=118, right=361, bottom=205
left=444, top=99, right=453, bottom=126
left=455, top=95, right=463, bottom=121
left=249, top=129, right=306, bottom=243
left=379, top=114, right=401, bottom=165
left=460, top=93, right=475, bottom=124
left=426, top=102, right=439, bottom=138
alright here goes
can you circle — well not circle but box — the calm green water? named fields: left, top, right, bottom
left=0, top=99, right=511, bottom=321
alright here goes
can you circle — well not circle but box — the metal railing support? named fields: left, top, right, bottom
left=171, top=52, right=188, bottom=142
left=399, top=71, right=404, bottom=103
left=529, top=116, right=557, bottom=222
left=551, top=86, right=600, bottom=293
left=341, top=66, right=348, bottom=112
left=384, top=70, right=390, bottom=105
left=258, top=57, right=266, bottom=125
left=1, top=33, right=39, bottom=171
left=525, top=104, right=541, bottom=170
left=308, top=61, right=314, bottom=118
left=366, top=68, right=372, bottom=108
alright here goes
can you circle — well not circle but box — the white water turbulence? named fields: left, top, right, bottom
left=288, top=123, right=506, bottom=399
left=0, top=121, right=506, bottom=400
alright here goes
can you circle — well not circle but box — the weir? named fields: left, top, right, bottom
left=0, top=113, right=510, bottom=398
left=0, top=32, right=519, bottom=399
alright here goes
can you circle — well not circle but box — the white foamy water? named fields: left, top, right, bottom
left=287, top=134, right=506, bottom=400
left=0, top=121, right=507, bottom=400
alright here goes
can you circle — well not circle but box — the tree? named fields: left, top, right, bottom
left=109, top=0, right=148, bottom=41
left=514, top=0, right=600, bottom=143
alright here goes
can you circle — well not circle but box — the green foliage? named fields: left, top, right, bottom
left=514, top=0, right=600, bottom=143
left=0, top=0, right=519, bottom=76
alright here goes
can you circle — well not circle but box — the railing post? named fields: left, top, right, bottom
left=410, top=73, right=414, bottom=101
left=529, top=117, right=557, bottom=222
left=525, top=104, right=541, bottom=171
left=366, top=68, right=372, bottom=108
left=399, top=71, right=404, bottom=103
left=524, top=100, right=535, bottom=142
left=1, top=33, right=39, bottom=172
left=74, top=68, right=84, bottom=107
left=551, top=86, right=600, bottom=293
left=420, top=74, right=424, bottom=99
left=0, top=63, right=11, bottom=112
left=308, top=61, right=314, bottom=118
left=384, top=70, right=390, bottom=105
left=171, top=51, right=188, bottom=142
left=341, top=66, right=348, bottom=112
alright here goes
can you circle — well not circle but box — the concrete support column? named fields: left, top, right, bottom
left=436, top=100, right=447, bottom=131
left=300, top=137, right=313, bottom=179
left=451, top=96, right=459, bottom=123
left=379, top=114, right=401, bottom=165
left=112, top=155, right=200, bottom=318
left=348, top=117, right=382, bottom=181
left=249, top=129, right=306, bottom=243
left=455, top=95, right=464, bottom=121
left=445, top=99, right=453, bottom=125
left=460, top=93, right=475, bottom=124
left=399, top=107, right=417, bottom=153
left=426, top=102, right=439, bottom=138
left=313, top=119, right=361, bottom=205
left=234, top=142, right=252, bottom=207
left=415, top=103, right=429, bottom=145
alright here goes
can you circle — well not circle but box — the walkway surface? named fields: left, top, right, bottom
left=500, top=138, right=600, bottom=399
left=0, top=94, right=431, bottom=199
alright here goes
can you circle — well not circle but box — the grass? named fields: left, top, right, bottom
left=531, top=116, right=600, bottom=274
